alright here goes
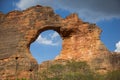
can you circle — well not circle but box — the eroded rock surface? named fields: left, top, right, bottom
left=0, top=5, right=119, bottom=79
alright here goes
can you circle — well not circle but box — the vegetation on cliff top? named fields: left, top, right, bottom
left=10, top=60, right=120, bottom=80
left=37, top=60, right=120, bottom=80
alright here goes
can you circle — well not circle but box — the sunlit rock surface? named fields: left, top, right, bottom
left=0, top=5, right=119, bottom=79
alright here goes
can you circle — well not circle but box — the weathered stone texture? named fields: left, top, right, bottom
left=0, top=5, right=119, bottom=79
left=110, top=52, right=120, bottom=70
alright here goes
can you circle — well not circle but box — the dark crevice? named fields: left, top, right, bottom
left=15, top=57, right=18, bottom=60
left=29, top=69, right=33, bottom=72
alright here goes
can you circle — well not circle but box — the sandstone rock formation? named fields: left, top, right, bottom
left=0, top=5, right=120, bottom=79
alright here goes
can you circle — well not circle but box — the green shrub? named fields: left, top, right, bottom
left=37, top=61, right=95, bottom=80
left=16, top=78, right=27, bottom=80
left=46, top=77, right=61, bottom=80
left=66, top=61, right=92, bottom=75
left=49, top=64, right=65, bottom=73
left=106, top=70, right=120, bottom=80
left=63, top=72, right=95, bottom=80
left=37, top=61, right=120, bottom=80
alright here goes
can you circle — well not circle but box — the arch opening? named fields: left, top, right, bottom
left=30, top=30, right=62, bottom=64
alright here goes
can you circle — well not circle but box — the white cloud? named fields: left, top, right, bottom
left=16, top=0, right=120, bottom=23
left=16, top=0, right=39, bottom=10
left=51, top=32, right=59, bottom=39
left=115, top=41, right=120, bottom=52
left=36, top=32, right=60, bottom=46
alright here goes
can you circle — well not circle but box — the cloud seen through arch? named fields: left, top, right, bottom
left=36, top=31, right=61, bottom=46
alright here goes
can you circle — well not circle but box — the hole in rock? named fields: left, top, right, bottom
left=30, top=30, right=62, bottom=64
left=15, top=57, right=18, bottom=60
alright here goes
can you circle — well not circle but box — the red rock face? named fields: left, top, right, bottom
left=0, top=5, right=119, bottom=79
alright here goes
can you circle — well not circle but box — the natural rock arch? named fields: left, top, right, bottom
left=28, top=26, right=62, bottom=47
left=26, top=25, right=75, bottom=61
left=0, top=5, right=119, bottom=79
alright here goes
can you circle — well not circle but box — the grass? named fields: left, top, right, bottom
left=7, top=60, right=120, bottom=80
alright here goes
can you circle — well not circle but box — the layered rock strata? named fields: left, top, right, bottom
left=0, top=5, right=119, bottom=79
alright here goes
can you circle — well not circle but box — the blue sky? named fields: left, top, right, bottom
left=0, top=0, right=120, bottom=63
left=30, top=30, right=62, bottom=63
